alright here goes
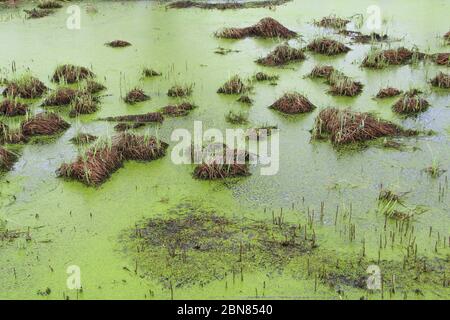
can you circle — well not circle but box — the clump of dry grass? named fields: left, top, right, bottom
left=253, top=72, right=279, bottom=82
left=0, top=147, right=17, bottom=172
left=392, top=92, right=430, bottom=115
left=100, top=112, right=164, bottom=123
left=307, top=65, right=335, bottom=79
left=105, top=40, right=132, bottom=48
left=37, top=1, right=62, bottom=9
left=52, top=65, right=95, bottom=84
left=2, top=75, right=47, bottom=99
left=256, top=44, right=306, bottom=66
left=269, top=92, right=315, bottom=114
left=246, top=124, right=277, bottom=140
left=312, top=108, right=413, bottom=145
left=217, top=76, right=248, bottom=94
left=376, top=87, right=402, bottom=99
left=114, top=132, right=168, bottom=162
left=21, top=113, right=70, bottom=137
left=430, top=72, right=450, bottom=89
left=168, top=0, right=291, bottom=10
left=24, top=8, right=54, bottom=19
left=313, top=15, right=350, bottom=29
left=0, top=99, right=28, bottom=116
left=237, top=95, right=253, bottom=105
left=327, top=73, right=363, bottom=97
left=215, top=17, right=297, bottom=39
left=114, top=122, right=146, bottom=132
left=70, top=133, right=97, bottom=145
left=167, top=84, right=193, bottom=97
left=160, top=102, right=196, bottom=117
left=225, top=110, right=248, bottom=124
left=83, top=80, right=106, bottom=94
left=142, top=68, right=162, bottom=78
left=42, top=87, right=78, bottom=106
left=307, top=38, right=350, bottom=55
left=431, top=53, right=449, bottom=66
left=0, top=123, right=28, bottom=144
left=124, top=88, right=150, bottom=104
left=362, top=47, right=424, bottom=68
left=444, top=31, right=450, bottom=43
left=69, top=94, right=99, bottom=117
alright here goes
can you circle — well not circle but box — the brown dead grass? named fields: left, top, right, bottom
left=269, top=92, right=315, bottom=114
left=2, top=76, right=47, bottom=99
left=24, top=8, right=53, bottom=19
left=432, top=53, right=449, bottom=66
left=114, top=122, right=146, bottom=132
left=215, top=17, right=296, bottom=39
left=70, top=133, right=97, bottom=145
left=217, top=76, right=248, bottom=94
left=0, top=99, right=28, bottom=116
left=362, top=47, right=424, bottom=68
left=430, top=72, right=450, bottom=89
left=52, top=65, right=95, bottom=84
left=113, top=133, right=168, bottom=162
left=69, top=94, right=99, bottom=117
left=313, top=108, right=413, bottom=145
left=101, top=112, right=164, bottom=123
left=161, top=102, right=195, bottom=117
left=314, top=15, right=350, bottom=29
left=42, top=87, right=78, bottom=106
left=392, top=93, right=430, bottom=115
left=256, top=44, right=306, bottom=66
left=124, top=88, right=150, bottom=104
left=106, top=40, right=132, bottom=48
left=0, top=147, right=17, bottom=172
left=21, top=113, right=70, bottom=137
left=376, top=87, right=402, bottom=99
left=307, top=38, right=350, bottom=55
left=193, top=151, right=250, bottom=180
left=307, top=65, right=335, bottom=79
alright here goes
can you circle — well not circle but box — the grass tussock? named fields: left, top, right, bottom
left=362, top=47, right=425, bottom=68
left=21, top=113, right=70, bottom=137
left=313, top=108, right=413, bottom=145
left=313, top=15, right=350, bottom=29
left=52, top=64, right=95, bottom=84
left=114, top=122, right=146, bottom=132
left=215, top=17, right=296, bottom=39
left=69, top=94, right=99, bottom=117
left=256, top=44, right=306, bottom=66
left=83, top=80, right=106, bottom=94
left=142, top=68, right=162, bottom=78
left=327, top=73, right=363, bottom=97
left=70, top=133, right=97, bottom=145
left=432, top=53, right=449, bottom=66
left=225, top=110, right=248, bottom=124
left=269, top=92, right=315, bottom=114
left=0, top=99, right=28, bottom=116
left=42, top=87, right=78, bottom=106
left=114, top=132, right=168, bottom=162
left=444, top=31, right=450, bottom=43
left=24, top=8, right=54, bottom=19
left=430, top=72, right=450, bottom=89
left=167, top=84, right=193, bottom=97
left=253, top=72, right=279, bottom=82
left=0, top=123, right=28, bottom=144
left=246, top=124, right=277, bottom=140
left=167, top=0, right=291, bottom=10
left=160, top=102, right=196, bottom=117
left=392, top=92, right=430, bottom=115
left=237, top=95, right=253, bottom=105
left=37, top=1, right=62, bottom=9
left=0, top=147, right=17, bottom=172
left=124, top=88, right=150, bottom=104
left=105, top=40, right=131, bottom=48
left=376, top=87, right=402, bottom=99
left=307, top=38, right=350, bottom=55
left=101, top=112, right=164, bottom=123
left=307, top=65, right=335, bottom=79
left=339, top=30, right=388, bottom=43
left=217, top=76, right=248, bottom=94
left=2, top=75, right=47, bottom=99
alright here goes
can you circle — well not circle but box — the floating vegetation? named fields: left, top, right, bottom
left=37, top=1, right=62, bottom=9
left=0, top=99, right=28, bottom=116
left=69, top=93, right=98, bottom=117
left=431, top=53, right=449, bottom=66
left=392, top=92, right=430, bottom=115
left=307, top=38, right=350, bottom=55
left=225, top=110, right=248, bottom=124
left=58, top=133, right=168, bottom=186
left=142, top=68, right=161, bottom=78
left=167, top=84, right=193, bottom=97
left=41, top=87, right=78, bottom=106
left=362, top=47, right=425, bottom=69
left=214, top=47, right=240, bottom=55
left=215, top=17, right=296, bottom=39
left=253, top=72, right=279, bottom=82
left=105, top=40, right=132, bottom=48
left=124, top=201, right=317, bottom=288
left=21, top=113, right=70, bottom=137
left=269, top=92, right=315, bottom=114
left=114, top=122, right=146, bottom=132
left=52, top=64, right=95, bottom=84
left=307, top=65, right=335, bottom=79
left=217, top=76, right=248, bottom=94
left=0, top=147, right=17, bottom=172
left=124, top=88, right=150, bottom=104
left=430, top=72, right=450, bottom=89
left=2, top=75, right=47, bottom=99
left=167, top=0, right=292, bottom=10
left=237, top=95, right=253, bottom=105
left=376, top=87, right=402, bottom=99
left=24, top=8, right=54, bottom=19
left=256, top=44, right=306, bottom=67
left=313, top=15, right=350, bottom=30
left=313, top=108, right=415, bottom=145
left=100, top=112, right=164, bottom=123
left=70, top=133, right=97, bottom=145
left=160, top=102, right=196, bottom=117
